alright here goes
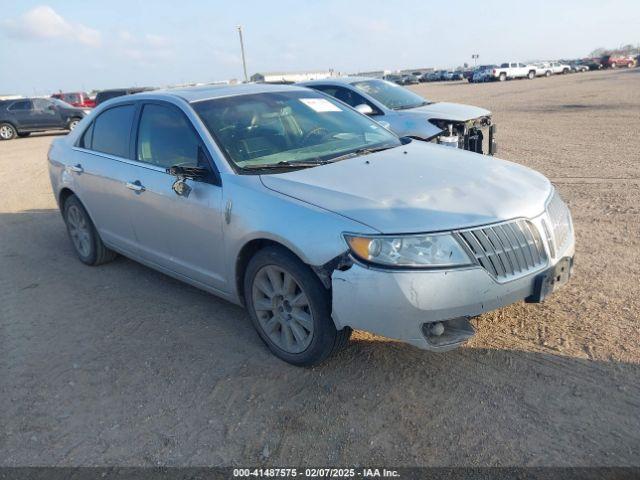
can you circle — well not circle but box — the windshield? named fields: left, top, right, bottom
left=351, top=79, right=430, bottom=110
left=192, top=90, right=400, bottom=171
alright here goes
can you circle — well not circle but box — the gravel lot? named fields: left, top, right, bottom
left=1, top=69, right=639, bottom=467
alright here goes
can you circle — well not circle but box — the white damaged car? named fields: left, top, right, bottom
left=301, top=77, right=497, bottom=155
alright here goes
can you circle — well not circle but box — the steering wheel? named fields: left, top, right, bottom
left=302, top=127, right=330, bottom=145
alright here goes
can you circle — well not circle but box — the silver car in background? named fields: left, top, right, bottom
left=48, top=83, right=574, bottom=366
left=300, top=77, right=497, bottom=155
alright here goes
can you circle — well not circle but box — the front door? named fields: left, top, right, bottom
left=125, top=102, right=227, bottom=292
left=32, top=98, right=64, bottom=129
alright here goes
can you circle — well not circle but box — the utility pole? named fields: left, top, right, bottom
left=237, top=25, right=248, bottom=83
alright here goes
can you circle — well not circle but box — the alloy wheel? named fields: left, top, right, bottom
left=66, top=204, right=92, bottom=258
left=0, top=125, right=15, bottom=140
left=69, top=120, right=80, bottom=130
left=251, top=265, right=314, bottom=354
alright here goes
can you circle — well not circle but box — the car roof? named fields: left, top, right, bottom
left=103, top=83, right=314, bottom=104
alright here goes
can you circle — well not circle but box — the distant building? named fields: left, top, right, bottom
left=351, top=70, right=390, bottom=79
left=250, top=70, right=337, bottom=84
left=0, top=94, right=23, bottom=101
left=401, top=67, right=434, bottom=75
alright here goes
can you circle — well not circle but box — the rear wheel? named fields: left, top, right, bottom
left=499, top=73, right=506, bottom=82
left=628, top=62, right=634, bottom=68
left=527, top=70, right=535, bottom=79
left=0, top=123, right=16, bottom=140
left=63, top=195, right=117, bottom=266
left=545, top=70, right=551, bottom=77
left=244, top=246, right=351, bottom=366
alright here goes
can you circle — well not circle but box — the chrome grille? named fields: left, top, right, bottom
left=547, top=191, right=571, bottom=254
left=457, top=220, right=548, bottom=280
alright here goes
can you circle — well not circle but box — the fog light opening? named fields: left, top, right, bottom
left=422, top=317, right=475, bottom=348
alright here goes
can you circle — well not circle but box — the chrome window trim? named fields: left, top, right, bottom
left=71, top=146, right=167, bottom=173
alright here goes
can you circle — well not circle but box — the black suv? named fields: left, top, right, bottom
left=94, top=87, right=153, bottom=106
left=0, top=98, right=86, bottom=140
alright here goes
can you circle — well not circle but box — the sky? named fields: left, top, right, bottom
left=1, top=0, right=639, bottom=95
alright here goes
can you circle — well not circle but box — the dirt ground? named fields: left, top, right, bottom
left=1, top=69, right=639, bottom=467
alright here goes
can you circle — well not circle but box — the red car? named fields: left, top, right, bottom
left=51, top=92, right=95, bottom=108
left=600, top=55, right=636, bottom=69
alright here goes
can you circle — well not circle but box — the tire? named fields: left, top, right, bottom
left=611, top=63, right=617, bottom=69
left=499, top=73, right=506, bottom=82
left=0, top=123, right=17, bottom=140
left=17, top=132, right=31, bottom=138
left=628, top=62, right=634, bottom=69
left=244, top=246, right=351, bottom=366
left=527, top=70, right=535, bottom=79
left=563, top=68, right=569, bottom=74
left=63, top=194, right=117, bottom=266
left=68, top=117, right=82, bottom=131
left=545, top=70, right=551, bottom=77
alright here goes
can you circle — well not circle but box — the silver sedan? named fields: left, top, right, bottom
left=48, top=83, right=574, bottom=365
left=300, top=77, right=497, bottom=155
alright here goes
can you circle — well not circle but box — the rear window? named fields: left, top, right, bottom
left=91, top=105, right=135, bottom=158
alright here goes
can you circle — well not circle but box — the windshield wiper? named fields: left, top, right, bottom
left=326, top=143, right=399, bottom=163
left=394, top=101, right=432, bottom=110
left=241, top=159, right=328, bottom=170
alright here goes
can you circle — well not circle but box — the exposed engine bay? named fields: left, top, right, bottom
left=430, top=117, right=497, bottom=155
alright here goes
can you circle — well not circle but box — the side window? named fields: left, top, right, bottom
left=312, top=86, right=380, bottom=114
left=33, top=98, right=55, bottom=113
left=136, top=103, right=203, bottom=169
left=91, top=105, right=135, bottom=158
left=79, top=123, right=94, bottom=149
left=9, top=100, right=32, bottom=111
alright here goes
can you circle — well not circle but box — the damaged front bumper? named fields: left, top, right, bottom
left=330, top=242, right=574, bottom=352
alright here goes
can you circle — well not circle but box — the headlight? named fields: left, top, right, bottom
left=344, top=233, right=473, bottom=268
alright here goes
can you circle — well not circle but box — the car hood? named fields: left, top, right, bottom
left=407, top=101, right=491, bottom=121
left=260, top=141, right=551, bottom=233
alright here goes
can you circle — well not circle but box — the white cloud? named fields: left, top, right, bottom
left=1, top=5, right=101, bottom=47
left=114, top=30, right=174, bottom=66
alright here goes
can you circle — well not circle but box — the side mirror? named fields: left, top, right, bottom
left=355, top=104, right=374, bottom=115
left=167, top=165, right=210, bottom=197
left=167, top=164, right=209, bottom=180
left=48, top=105, right=56, bottom=111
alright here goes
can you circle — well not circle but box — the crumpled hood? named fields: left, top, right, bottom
left=408, top=101, right=491, bottom=122
left=260, top=141, right=551, bottom=233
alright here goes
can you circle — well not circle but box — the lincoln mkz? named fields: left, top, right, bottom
left=48, top=84, right=574, bottom=365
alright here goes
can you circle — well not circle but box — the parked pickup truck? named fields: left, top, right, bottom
left=490, top=62, right=537, bottom=81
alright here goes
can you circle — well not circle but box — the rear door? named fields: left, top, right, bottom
left=7, top=100, right=36, bottom=130
left=72, top=103, right=139, bottom=252
left=124, top=101, right=227, bottom=291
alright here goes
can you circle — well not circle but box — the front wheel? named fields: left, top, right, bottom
left=527, top=70, right=535, bottom=79
left=68, top=117, right=81, bottom=131
left=0, top=123, right=17, bottom=140
left=244, top=246, right=351, bottom=366
left=499, top=73, right=506, bottom=82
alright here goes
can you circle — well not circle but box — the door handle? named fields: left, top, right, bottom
left=125, top=181, right=145, bottom=192
left=69, top=164, right=83, bottom=173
